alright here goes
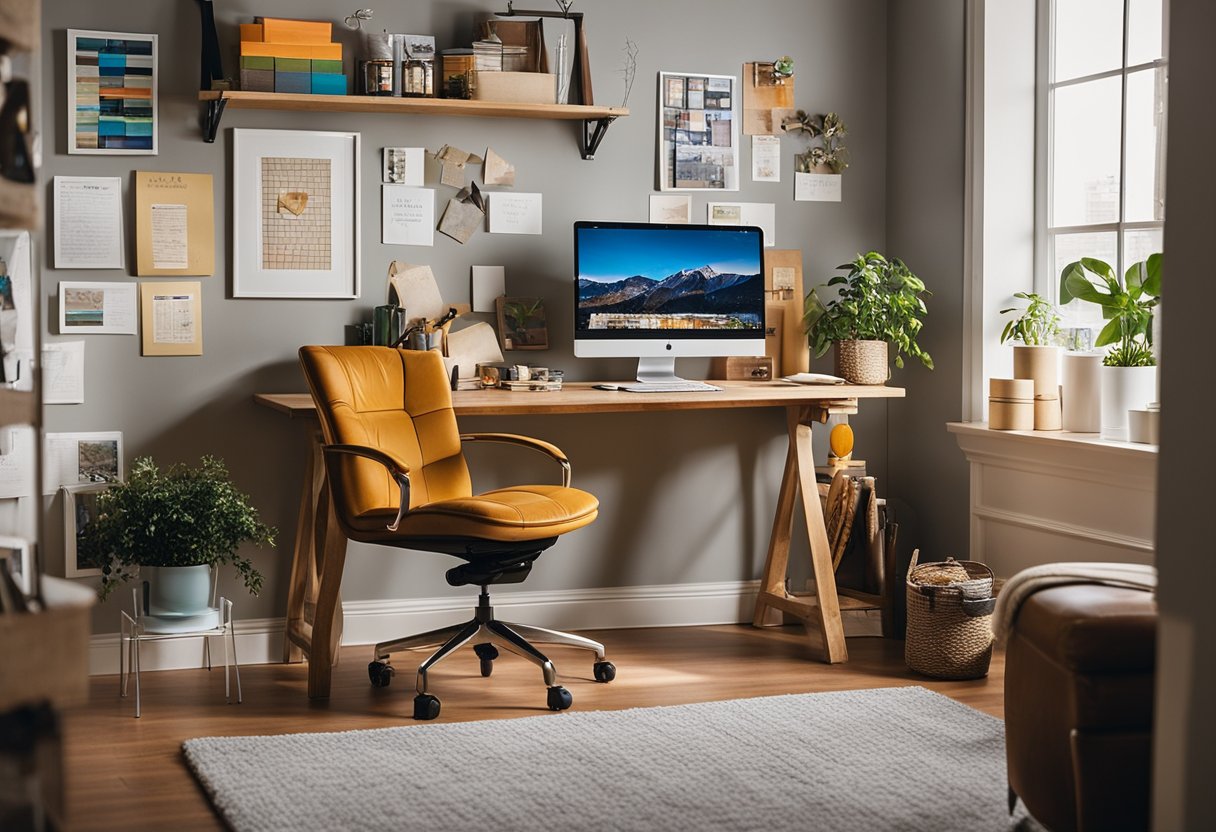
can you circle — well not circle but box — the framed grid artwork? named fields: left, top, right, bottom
left=67, top=29, right=158, bottom=155
left=232, top=129, right=361, bottom=298
left=658, top=71, right=739, bottom=192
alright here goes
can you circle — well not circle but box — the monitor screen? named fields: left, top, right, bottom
left=574, top=222, right=765, bottom=341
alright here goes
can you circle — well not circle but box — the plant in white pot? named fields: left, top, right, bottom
left=1059, top=253, right=1161, bottom=440
left=1000, top=292, right=1063, bottom=430
left=82, top=456, right=275, bottom=629
left=804, top=251, right=933, bottom=384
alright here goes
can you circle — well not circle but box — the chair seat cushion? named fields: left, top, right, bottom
left=352, top=485, right=599, bottom=542
left=1015, top=583, right=1157, bottom=674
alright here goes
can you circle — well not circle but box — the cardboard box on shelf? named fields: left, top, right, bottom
left=471, top=71, right=556, bottom=105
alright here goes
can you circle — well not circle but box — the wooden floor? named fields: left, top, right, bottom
left=63, top=625, right=1004, bottom=831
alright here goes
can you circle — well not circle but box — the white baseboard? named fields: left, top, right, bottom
left=89, top=617, right=286, bottom=676
left=87, top=579, right=891, bottom=675
left=89, top=579, right=762, bottom=675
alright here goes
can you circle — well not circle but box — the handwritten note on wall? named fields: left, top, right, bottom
left=794, top=172, right=842, bottom=202
left=487, top=192, right=542, bottom=235
left=382, top=185, right=435, bottom=246
left=53, top=176, right=125, bottom=269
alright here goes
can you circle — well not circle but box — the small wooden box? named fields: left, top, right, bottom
left=989, top=378, right=1034, bottom=431
left=709, top=355, right=774, bottom=381
left=472, top=71, right=556, bottom=104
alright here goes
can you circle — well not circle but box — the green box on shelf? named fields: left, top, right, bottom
left=274, top=57, right=311, bottom=74
left=240, top=55, right=274, bottom=71
left=312, top=59, right=343, bottom=74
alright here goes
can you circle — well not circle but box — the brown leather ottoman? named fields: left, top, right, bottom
left=1005, top=583, right=1156, bottom=832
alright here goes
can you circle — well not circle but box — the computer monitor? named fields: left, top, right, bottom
left=573, top=221, right=766, bottom=384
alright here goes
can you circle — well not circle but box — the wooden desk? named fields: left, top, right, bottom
left=255, top=381, right=904, bottom=698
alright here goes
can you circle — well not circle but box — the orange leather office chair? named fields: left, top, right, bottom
left=299, top=345, right=614, bottom=719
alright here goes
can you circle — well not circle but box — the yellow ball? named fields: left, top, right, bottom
left=830, top=423, right=854, bottom=458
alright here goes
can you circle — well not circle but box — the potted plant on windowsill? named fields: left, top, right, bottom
left=1000, top=292, right=1063, bottom=429
left=80, top=456, right=276, bottom=630
left=1059, top=253, right=1161, bottom=440
left=804, top=251, right=933, bottom=384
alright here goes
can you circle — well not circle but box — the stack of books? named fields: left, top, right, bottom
left=472, top=40, right=528, bottom=73
left=239, top=17, right=346, bottom=95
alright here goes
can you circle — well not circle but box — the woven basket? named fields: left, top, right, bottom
left=904, top=550, right=995, bottom=680
left=835, top=340, right=888, bottom=385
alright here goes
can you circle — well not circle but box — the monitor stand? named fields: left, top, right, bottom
left=635, top=357, right=683, bottom=385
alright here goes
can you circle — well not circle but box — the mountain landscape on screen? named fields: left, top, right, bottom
left=577, top=265, right=764, bottom=330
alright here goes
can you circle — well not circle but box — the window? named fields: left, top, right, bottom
left=1038, top=0, right=1168, bottom=330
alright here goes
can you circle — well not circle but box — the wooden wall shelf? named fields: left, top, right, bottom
left=197, top=91, right=629, bottom=159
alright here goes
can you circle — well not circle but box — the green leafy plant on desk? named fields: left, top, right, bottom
left=80, top=456, right=276, bottom=601
left=803, top=251, right=933, bottom=384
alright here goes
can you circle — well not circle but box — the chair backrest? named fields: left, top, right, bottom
left=299, top=346, right=472, bottom=522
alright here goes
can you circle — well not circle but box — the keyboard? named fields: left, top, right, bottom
left=618, top=381, right=724, bottom=393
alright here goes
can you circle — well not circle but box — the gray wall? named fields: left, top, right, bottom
left=884, top=0, right=969, bottom=562
left=1152, top=0, right=1216, bottom=826
left=38, top=0, right=901, bottom=633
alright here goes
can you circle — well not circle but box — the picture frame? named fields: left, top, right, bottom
left=496, top=297, right=549, bottom=351
left=0, top=535, right=33, bottom=594
left=232, top=129, right=361, bottom=298
left=61, top=484, right=110, bottom=578
left=658, top=71, right=739, bottom=191
left=67, top=29, right=158, bottom=155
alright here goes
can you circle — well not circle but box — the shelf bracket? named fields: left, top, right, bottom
left=201, top=95, right=228, bottom=143
left=580, top=117, right=616, bottom=160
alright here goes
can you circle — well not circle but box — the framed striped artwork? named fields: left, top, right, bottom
left=67, top=29, right=158, bottom=155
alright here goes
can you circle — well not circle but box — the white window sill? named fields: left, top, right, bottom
left=948, top=421, right=1156, bottom=574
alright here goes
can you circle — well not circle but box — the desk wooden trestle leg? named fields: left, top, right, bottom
left=281, top=425, right=346, bottom=698
left=752, top=401, right=859, bottom=662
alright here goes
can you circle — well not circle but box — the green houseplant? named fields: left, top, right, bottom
left=803, top=251, right=933, bottom=384
left=1059, top=254, right=1160, bottom=366
left=82, top=456, right=275, bottom=605
left=999, top=292, right=1061, bottom=346
left=1059, top=254, right=1162, bottom=439
left=1000, top=292, right=1064, bottom=428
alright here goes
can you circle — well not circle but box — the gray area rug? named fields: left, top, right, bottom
left=184, top=686, right=1040, bottom=832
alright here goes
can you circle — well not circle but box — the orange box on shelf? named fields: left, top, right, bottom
left=239, top=23, right=263, bottom=43
left=256, top=17, right=333, bottom=45
left=240, top=42, right=343, bottom=60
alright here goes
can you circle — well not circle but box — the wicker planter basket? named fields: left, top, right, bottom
left=904, top=550, right=995, bottom=680
left=834, top=339, right=888, bottom=385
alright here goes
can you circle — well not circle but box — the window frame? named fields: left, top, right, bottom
left=1034, top=0, right=1169, bottom=302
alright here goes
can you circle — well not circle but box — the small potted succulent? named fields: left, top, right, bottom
left=1059, top=254, right=1161, bottom=440
left=782, top=110, right=849, bottom=174
left=80, top=456, right=275, bottom=628
left=804, top=251, right=933, bottom=384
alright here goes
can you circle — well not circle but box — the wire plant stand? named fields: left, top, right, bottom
left=119, top=583, right=242, bottom=718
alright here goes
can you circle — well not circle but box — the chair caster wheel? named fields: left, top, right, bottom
left=593, top=660, right=616, bottom=683
left=368, top=661, right=394, bottom=688
left=474, top=643, right=498, bottom=677
left=547, top=685, right=573, bottom=711
left=413, top=693, right=441, bottom=720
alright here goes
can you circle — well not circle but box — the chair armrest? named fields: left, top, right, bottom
left=460, top=432, right=572, bottom=487
left=322, top=444, right=412, bottom=531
